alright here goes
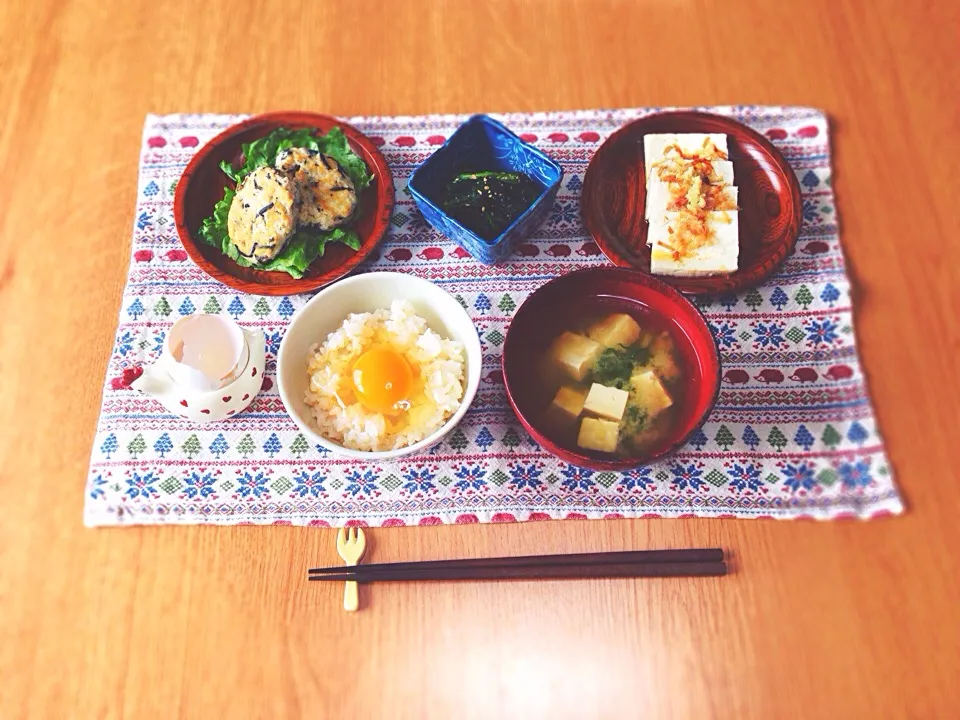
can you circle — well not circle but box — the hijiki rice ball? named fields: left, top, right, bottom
left=276, top=148, right=358, bottom=231
left=227, top=165, right=299, bottom=263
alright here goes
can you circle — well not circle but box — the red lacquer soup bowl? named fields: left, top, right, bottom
left=502, top=267, right=721, bottom=471
left=174, top=111, right=394, bottom=296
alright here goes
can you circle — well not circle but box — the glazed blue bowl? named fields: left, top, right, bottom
left=408, top=114, right=564, bottom=265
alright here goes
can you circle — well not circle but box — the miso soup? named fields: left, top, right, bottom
left=537, top=302, right=687, bottom=457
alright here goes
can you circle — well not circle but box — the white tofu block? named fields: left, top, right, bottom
left=629, top=369, right=674, bottom=419
left=645, top=160, right=736, bottom=221
left=548, top=332, right=602, bottom=382
left=583, top=383, right=630, bottom=421
left=586, top=313, right=641, bottom=348
left=577, top=417, right=620, bottom=453
left=644, top=133, right=729, bottom=178
left=649, top=211, right=739, bottom=277
left=543, top=385, right=588, bottom=431
left=646, top=181, right=739, bottom=226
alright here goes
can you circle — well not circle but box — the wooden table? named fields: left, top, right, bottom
left=2, top=0, right=958, bottom=717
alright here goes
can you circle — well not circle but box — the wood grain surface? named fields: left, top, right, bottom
left=1, top=0, right=958, bottom=717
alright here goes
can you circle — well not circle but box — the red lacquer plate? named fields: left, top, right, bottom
left=174, top=112, right=394, bottom=296
left=581, top=111, right=802, bottom=295
left=502, top=267, right=720, bottom=471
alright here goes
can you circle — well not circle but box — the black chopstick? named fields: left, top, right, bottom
left=307, top=561, right=726, bottom=582
left=308, top=548, right=722, bottom=576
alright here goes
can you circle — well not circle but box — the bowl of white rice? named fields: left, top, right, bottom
left=277, top=271, right=482, bottom=460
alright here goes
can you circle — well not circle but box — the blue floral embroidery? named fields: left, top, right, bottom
left=840, top=460, right=872, bottom=489
left=115, top=330, right=136, bottom=356
left=125, top=471, right=159, bottom=500
left=670, top=463, right=705, bottom=491
left=403, top=467, right=437, bottom=494
left=560, top=465, right=595, bottom=491
left=345, top=470, right=378, bottom=497
left=550, top=199, right=578, bottom=225
left=752, top=322, right=785, bottom=348
left=89, top=474, right=108, bottom=500
left=508, top=463, right=544, bottom=491
left=804, top=318, right=839, bottom=346
left=782, top=462, right=816, bottom=493
left=183, top=471, right=217, bottom=499
left=236, top=470, right=270, bottom=498
left=710, top=321, right=738, bottom=349
left=453, top=464, right=487, bottom=492
left=293, top=470, right=326, bottom=498
left=265, top=331, right=283, bottom=355
left=729, top=463, right=763, bottom=492
left=618, top=467, right=654, bottom=491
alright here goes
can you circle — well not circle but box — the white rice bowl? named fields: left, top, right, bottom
left=304, top=300, right=466, bottom=452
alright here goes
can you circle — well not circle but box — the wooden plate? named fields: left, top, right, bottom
left=580, top=111, right=802, bottom=295
left=174, top=111, right=394, bottom=296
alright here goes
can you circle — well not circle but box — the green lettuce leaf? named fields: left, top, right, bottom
left=198, top=187, right=236, bottom=255
left=198, top=126, right=370, bottom=279
left=252, top=228, right=361, bottom=279
left=313, top=126, right=373, bottom=190
left=219, top=127, right=323, bottom=184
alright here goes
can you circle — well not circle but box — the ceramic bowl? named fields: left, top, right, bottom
left=502, top=266, right=721, bottom=471
left=408, top=114, right=563, bottom=265
left=277, top=272, right=483, bottom=460
left=174, top=111, right=394, bottom=296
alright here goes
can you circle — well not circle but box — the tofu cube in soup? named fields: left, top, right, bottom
left=586, top=313, right=641, bottom=349
left=583, top=383, right=630, bottom=422
left=629, top=369, right=673, bottom=419
left=648, top=333, right=681, bottom=383
left=548, top=332, right=602, bottom=382
left=577, top=417, right=620, bottom=453
left=544, top=385, right=588, bottom=430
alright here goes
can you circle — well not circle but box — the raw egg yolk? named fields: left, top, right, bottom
left=351, top=347, right=413, bottom=414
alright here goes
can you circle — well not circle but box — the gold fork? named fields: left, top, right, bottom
left=335, top=526, right=367, bottom=612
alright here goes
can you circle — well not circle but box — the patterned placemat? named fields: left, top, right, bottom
left=84, top=106, right=902, bottom=527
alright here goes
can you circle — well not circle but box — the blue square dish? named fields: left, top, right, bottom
left=408, top=114, right=564, bottom=265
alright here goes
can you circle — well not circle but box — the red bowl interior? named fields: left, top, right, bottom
left=173, top=111, right=394, bottom=296
left=502, top=267, right=720, bottom=471
left=581, top=111, right=802, bottom=296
